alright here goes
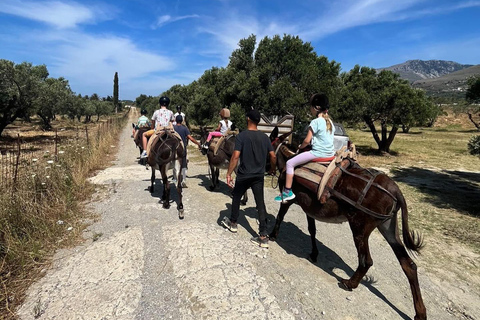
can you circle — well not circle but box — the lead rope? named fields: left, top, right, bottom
left=270, top=140, right=285, bottom=190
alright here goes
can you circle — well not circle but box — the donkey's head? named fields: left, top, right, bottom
left=269, top=126, right=293, bottom=174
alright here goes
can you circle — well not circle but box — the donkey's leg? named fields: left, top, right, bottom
left=240, top=191, right=248, bottom=206
left=176, top=159, right=184, bottom=219
left=215, top=168, right=220, bottom=186
left=269, top=202, right=294, bottom=241
left=340, top=219, right=377, bottom=291
left=306, top=216, right=319, bottom=263
left=378, top=216, right=426, bottom=320
left=208, top=164, right=216, bottom=191
left=150, top=168, right=155, bottom=193
left=161, top=165, right=170, bottom=209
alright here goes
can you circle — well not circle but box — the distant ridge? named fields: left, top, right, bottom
left=377, top=59, right=473, bottom=82
left=412, top=65, right=480, bottom=99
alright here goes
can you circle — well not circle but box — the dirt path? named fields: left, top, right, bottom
left=16, top=120, right=479, bottom=320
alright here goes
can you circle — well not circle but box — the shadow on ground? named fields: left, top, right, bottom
left=217, top=202, right=410, bottom=319
left=391, top=167, right=480, bottom=217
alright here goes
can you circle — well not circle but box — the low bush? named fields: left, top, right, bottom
left=468, top=135, right=480, bottom=156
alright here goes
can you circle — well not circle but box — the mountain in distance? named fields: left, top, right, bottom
left=412, top=64, right=480, bottom=99
left=377, top=59, right=474, bottom=83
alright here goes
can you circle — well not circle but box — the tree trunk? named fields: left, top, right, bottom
left=364, top=115, right=382, bottom=149
left=38, top=113, right=52, bottom=130
left=402, top=124, right=410, bottom=133
left=467, top=112, right=480, bottom=130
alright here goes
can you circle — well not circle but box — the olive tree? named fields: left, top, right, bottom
left=339, top=66, right=440, bottom=153
left=0, top=60, right=48, bottom=135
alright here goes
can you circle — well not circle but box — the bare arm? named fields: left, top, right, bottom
left=299, top=127, right=313, bottom=150
left=187, top=135, right=201, bottom=147
left=215, top=122, right=222, bottom=131
left=268, top=150, right=276, bottom=175
left=226, top=150, right=240, bottom=187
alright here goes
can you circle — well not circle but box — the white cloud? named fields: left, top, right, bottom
left=0, top=0, right=112, bottom=29
left=152, top=14, right=200, bottom=29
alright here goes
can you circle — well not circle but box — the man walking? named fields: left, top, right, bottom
left=173, top=115, right=201, bottom=187
left=222, top=109, right=276, bottom=248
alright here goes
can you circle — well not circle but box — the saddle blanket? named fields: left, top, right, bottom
left=293, top=145, right=356, bottom=203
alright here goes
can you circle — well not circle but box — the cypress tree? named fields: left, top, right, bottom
left=113, top=72, right=119, bottom=113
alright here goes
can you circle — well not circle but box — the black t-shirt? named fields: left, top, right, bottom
left=234, top=130, right=273, bottom=179
left=174, top=125, right=190, bottom=146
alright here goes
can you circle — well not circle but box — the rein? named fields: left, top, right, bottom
left=270, top=139, right=286, bottom=190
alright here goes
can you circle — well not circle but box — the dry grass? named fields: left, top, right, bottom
left=0, top=112, right=128, bottom=319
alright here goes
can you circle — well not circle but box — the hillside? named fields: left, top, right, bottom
left=377, top=59, right=473, bottom=82
left=412, top=65, right=480, bottom=99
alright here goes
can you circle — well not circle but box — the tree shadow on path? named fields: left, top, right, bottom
left=391, top=167, right=480, bottom=217
left=268, top=219, right=411, bottom=320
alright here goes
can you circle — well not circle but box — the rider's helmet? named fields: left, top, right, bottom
left=176, top=105, right=182, bottom=112
left=159, top=96, right=170, bottom=107
left=309, top=93, right=329, bottom=111
left=141, top=109, right=148, bottom=115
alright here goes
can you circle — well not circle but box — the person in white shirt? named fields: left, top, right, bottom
left=201, top=108, right=233, bottom=152
left=173, top=105, right=186, bottom=126
left=140, top=96, right=174, bottom=158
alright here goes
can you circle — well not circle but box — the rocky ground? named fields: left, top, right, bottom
left=16, top=120, right=479, bottom=320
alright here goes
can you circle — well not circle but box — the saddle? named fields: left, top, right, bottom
left=146, top=127, right=184, bottom=155
left=208, top=132, right=236, bottom=156
left=293, top=145, right=357, bottom=203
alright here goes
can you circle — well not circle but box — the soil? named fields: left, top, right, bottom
left=15, top=116, right=480, bottom=320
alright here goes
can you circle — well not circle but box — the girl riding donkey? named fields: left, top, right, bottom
left=274, top=93, right=335, bottom=202
left=201, top=108, right=233, bottom=154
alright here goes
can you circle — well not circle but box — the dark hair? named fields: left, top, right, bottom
left=175, top=115, right=183, bottom=123
left=246, top=109, right=261, bottom=124
left=141, top=109, right=147, bottom=115
left=176, top=105, right=181, bottom=111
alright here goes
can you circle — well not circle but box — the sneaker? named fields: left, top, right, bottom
left=140, top=151, right=147, bottom=158
left=221, top=217, right=237, bottom=233
left=250, top=236, right=269, bottom=248
left=274, top=189, right=295, bottom=202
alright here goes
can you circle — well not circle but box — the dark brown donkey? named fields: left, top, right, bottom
left=269, top=128, right=426, bottom=320
left=132, top=125, right=150, bottom=157
left=147, top=131, right=185, bottom=219
left=199, top=128, right=247, bottom=205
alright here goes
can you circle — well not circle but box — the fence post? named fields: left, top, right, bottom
left=55, top=129, right=58, bottom=160
left=13, top=134, right=21, bottom=188
left=85, top=126, right=89, bottom=145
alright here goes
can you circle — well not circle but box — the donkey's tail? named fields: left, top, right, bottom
left=398, top=192, right=424, bottom=254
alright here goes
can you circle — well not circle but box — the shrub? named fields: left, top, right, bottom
left=468, top=135, right=480, bottom=156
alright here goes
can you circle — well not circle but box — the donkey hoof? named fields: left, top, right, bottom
left=178, top=210, right=184, bottom=219
left=209, top=185, right=215, bottom=191
left=338, top=280, right=353, bottom=291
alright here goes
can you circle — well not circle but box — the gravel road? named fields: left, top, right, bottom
left=16, top=120, right=479, bottom=320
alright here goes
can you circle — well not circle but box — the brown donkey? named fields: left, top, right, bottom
left=269, top=128, right=426, bottom=320
left=200, top=127, right=248, bottom=205
left=147, top=131, right=185, bottom=219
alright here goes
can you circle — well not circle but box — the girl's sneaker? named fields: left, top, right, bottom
left=274, top=189, right=295, bottom=202
left=140, top=151, right=148, bottom=158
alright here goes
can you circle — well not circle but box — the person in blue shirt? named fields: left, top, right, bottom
left=274, top=93, right=335, bottom=202
left=173, top=115, right=201, bottom=187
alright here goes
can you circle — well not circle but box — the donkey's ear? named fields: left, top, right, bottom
left=279, top=131, right=292, bottom=143
left=270, top=126, right=279, bottom=141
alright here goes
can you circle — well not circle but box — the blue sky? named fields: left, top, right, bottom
left=1, top=0, right=479, bottom=100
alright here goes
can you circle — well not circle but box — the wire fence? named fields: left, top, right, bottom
left=0, top=117, right=123, bottom=191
